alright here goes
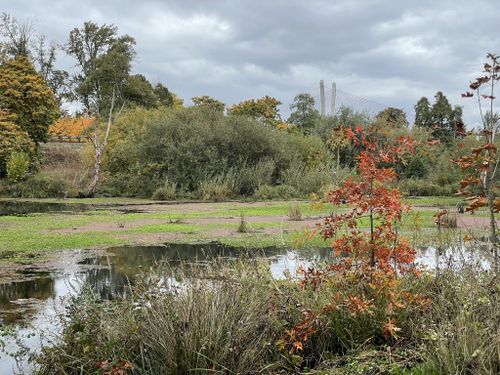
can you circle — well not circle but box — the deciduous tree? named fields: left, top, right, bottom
left=0, top=109, right=35, bottom=176
left=0, top=56, right=59, bottom=144
left=192, top=95, right=225, bottom=112
left=0, top=13, right=69, bottom=103
left=288, top=93, right=319, bottom=132
left=229, top=95, right=283, bottom=127
left=375, top=107, right=408, bottom=128
left=281, top=127, right=425, bottom=354
left=458, top=53, right=500, bottom=265
left=67, top=21, right=135, bottom=195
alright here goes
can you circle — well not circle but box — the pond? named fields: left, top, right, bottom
left=0, top=200, right=93, bottom=216
left=0, top=242, right=490, bottom=374
left=0, top=242, right=330, bottom=374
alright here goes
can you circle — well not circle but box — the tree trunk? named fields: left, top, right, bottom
left=87, top=147, right=102, bottom=197
left=487, top=190, right=498, bottom=272
left=85, top=87, right=116, bottom=197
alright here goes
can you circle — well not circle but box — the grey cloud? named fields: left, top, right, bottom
left=1, top=0, right=499, bottom=125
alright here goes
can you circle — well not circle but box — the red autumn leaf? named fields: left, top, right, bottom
left=383, top=319, right=401, bottom=339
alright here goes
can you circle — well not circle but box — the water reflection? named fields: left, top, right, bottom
left=0, top=243, right=313, bottom=325
left=0, top=200, right=92, bottom=216
left=0, top=276, right=54, bottom=325
left=80, top=243, right=311, bottom=300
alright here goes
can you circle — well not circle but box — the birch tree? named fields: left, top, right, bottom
left=66, top=21, right=135, bottom=196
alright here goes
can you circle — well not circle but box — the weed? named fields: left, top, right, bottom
left=288, top=204, right=303, bottom=221
left=237, top=213, right=249, bottom=233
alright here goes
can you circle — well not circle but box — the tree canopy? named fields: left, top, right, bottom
left=288, top=93, right=319, bottom=132
left=0, top=56, right=59, bottom=143
left=67, top=21, right=136, bottom=115
left=414, top=91, right=463, bottom=143
left=229, top=95, right=283, bottom=127
left=0, top=109, right=35, bottom=176
left=192, top=96, right=225, bottom=112
left=374, top=107, right=409, bottom=128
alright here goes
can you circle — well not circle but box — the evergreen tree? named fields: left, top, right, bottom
left=414, top=92, right=464, bottom=143
left=414, top=96, right=432, bottom=129
left=431, top=91, right=454, bottom=142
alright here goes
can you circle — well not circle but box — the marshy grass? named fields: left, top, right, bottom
left=288, top=203, right=303, bottom=221
left=34, top=259, right=281, bottom=374
left=31, top=246, right=500, bottom=375
left=237, top=213, right=249, bottom=233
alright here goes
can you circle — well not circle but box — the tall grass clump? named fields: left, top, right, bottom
left=198, top=171, right=240, bottom=201
left=410, top=263, right=500, bottom=375
left=35, top=261, right=280, bottom=374
left=151, top=179, right=177, bottom=200
left=287, top=204, right=303, bottom=221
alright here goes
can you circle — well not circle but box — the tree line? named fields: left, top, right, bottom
left=0, top=14, right=491, bottom=202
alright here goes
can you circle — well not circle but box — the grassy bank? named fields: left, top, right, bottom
left=0, top=197, right=492, bottom=264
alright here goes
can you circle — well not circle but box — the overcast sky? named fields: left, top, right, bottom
left=2, top=0, right=499, bottom=126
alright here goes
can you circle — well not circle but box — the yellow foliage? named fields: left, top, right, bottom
left=50, top=117, right=95, bottom=137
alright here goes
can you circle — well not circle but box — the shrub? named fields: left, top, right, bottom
left=198, top=174, right=237, bottom=201
left=102, top=107, right=327, bottom=196
left=281, top=163, right=334, bottom=194
left=151, top=180, right=177, bottom=200
left=399, top=179, right=457, bottom=196
left=6, top=151, right=30, bottom=182
left=254, top=184, right=300, bottom=200
left=7, top=172, right=68, bottom=198
left=234, top=160, right=275, bottom=195
left=0, top=109, right=35, bottom=176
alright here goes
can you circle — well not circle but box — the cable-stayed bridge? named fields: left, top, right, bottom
left=282, top=81, right=390, bottom=118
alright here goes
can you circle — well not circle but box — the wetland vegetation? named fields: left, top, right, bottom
left=0, top=11, right=498, bottom=375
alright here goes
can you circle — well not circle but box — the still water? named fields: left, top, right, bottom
left=0, top=243, right=329, bottom=374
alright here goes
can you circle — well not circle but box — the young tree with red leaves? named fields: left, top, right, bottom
left=280, top=127, right=427, bottom=356
left=458, top=53, right=499, bottom=266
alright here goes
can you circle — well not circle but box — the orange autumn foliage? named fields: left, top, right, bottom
left=50, top=117, right=95, bottom=138
left=280, top=126, right=429, bottom=355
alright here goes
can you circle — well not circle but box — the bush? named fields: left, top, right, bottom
left=281, top=163, right=334, bottom=194
left=0, top=109, right=35, bottom=176
left=198, top=174, right=237, bottom=201
left=6, top=151, right=30, bottom=182
left=102, top=107, right=328, bottom=197
left=151, top=180, right=177, bottom=200
left=254, top=184, right=300, bottom=200
left=7, top=172, right=68, bottom=198
left=399, top=179, right=457, bottom=196
left=234, top=159, right=275, bottom=195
